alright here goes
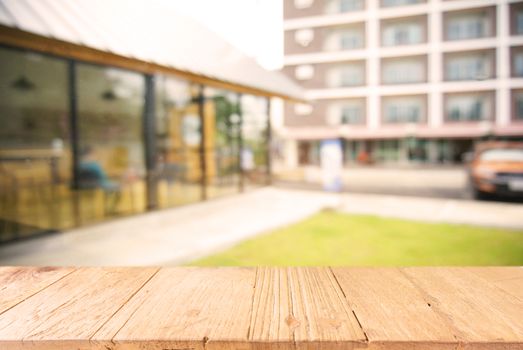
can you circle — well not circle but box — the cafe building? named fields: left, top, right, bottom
left=0, top=0, right=303, bottom=243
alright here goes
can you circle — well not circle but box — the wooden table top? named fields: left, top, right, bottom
left=0, top=266, right=521, bottom=350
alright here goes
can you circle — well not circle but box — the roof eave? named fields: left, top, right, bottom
left=0, top=24, right=307, bottom=103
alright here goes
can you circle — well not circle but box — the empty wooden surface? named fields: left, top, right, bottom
left=0, top=267, right=521, bottom=350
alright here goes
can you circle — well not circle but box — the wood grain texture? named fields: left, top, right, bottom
left=0, top=267, right=158, bottom=350
left=96, top=267, right=256, bottom=350
left=402, top=267, right=523, bottom=349
left=0, top=267, right=522, bottom=350
left=468, top=267, right=523, bottom=301
left=332, top=267, right=458, bottom=350
left=0, top=266, right=74, bottom=315
left=249, top=267, right=366, bottom=350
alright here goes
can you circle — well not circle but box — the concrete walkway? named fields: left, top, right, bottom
left=0, top=187, right=521, bottom=266
left=0, top=188, right=338, bottom=266
left=339, top=193, right=523, bottom=230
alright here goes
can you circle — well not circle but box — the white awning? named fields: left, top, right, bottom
left=0, top=0, right=304, bottom=100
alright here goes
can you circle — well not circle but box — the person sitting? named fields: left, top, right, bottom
left=78, top=146, right=120, bottom=213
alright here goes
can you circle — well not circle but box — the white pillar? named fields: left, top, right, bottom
left=429, top=0, right=443, bottom=127
left=366, top=0, right=380, bottom=129
left=496, top=0, right=510, bottom=126
left=284, top=139, right=298, bottom=169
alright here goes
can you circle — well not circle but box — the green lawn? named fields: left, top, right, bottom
left=190, top=211, right=523, bottom=266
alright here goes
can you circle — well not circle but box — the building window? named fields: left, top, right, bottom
left=517, top=99, right=523, bottom=120
left=324, top=25, right=365, bottom=51
left=325, top=0, right=364, bottom=14
left=294, top=0, right=314, bottom=9
left=444, top=50, right=494, bottom=81
left=381, top=17, right=425, bottom=47
left=326, top=99, right=365, bottom=125
left=155, top=76, right=201, bottom=208
left=341, top=106, right=361, bottom=124
left=382, top=56, right=426, bottom=84
left=444, top=8, right=494, bottom=41
left=326, top=62, right=365, bottom=88
left=295, top=65, right=315, bottom=80
left=340, top=31, right=362, bottom=50
left=381, top=0, right=424, bottom=8
left=513, top=90, right=523, bottom=121
left=512, top=48, right=523, bottom=77
left=339, top=0, right=364, bottom=12
left=518, top=13, right=523, bottom=35
left=445, top=93, right=493, bottom=122
left=0, top=47, right=71, bottom=241
left=382, top=96, right=425, bottom=123
left=241, top=95, right=269, bottom=187
left=204, top=88, right=241, bottom=199
left=387, top=105, right=419, bottom=122
left=76, top=63, right=146, bottom=222
left=510, top=3, right=523, bottom=35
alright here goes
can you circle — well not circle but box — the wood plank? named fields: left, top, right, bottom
left=94, top=267, right=256, bottom=350
left=332, top=267, right=458, bottom=350
left=0, top=267, right=522, bottom=350
left=402, top=267, right=523, bottom=348
left=468, top=267, right=523, bottom=301
left=0, top=266, right=74, bottom=315
left=0, top=267, right=158, bottom=350
left=249, top=267, right=366, bottom=350
left=248, top=267, right=293, bottom=350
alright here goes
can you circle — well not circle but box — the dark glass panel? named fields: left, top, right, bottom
left=204, top=88, right=241, bottom=198
left=241, top=95, right=269, bottom=187
left=0, top=48, right=71, bottom=242
left=155, top=76, right=202, bottom=207
left=75, top=63, right=145, bottom=224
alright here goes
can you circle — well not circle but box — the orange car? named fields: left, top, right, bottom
left=468, top=142, right=523, bottom=199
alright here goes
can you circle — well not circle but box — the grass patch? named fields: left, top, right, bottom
left=189, top=211, right=523, bottom=266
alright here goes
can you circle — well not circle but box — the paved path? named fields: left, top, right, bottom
left=0, top=188, right=337, bottom=266
left=0, top=187, right=521, bottom=266
left=339, top=192, right=523, bottom=230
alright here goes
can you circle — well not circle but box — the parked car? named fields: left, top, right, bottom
left=468, top=142, right=523, bottom=199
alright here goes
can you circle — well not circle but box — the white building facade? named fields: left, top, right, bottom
left=281, top=0, right=523, bottom=165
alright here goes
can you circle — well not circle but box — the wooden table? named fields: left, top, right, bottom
left=0, top=267, right=522, bottom=349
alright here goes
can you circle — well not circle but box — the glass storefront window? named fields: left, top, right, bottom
left=0, top=48, right=71, bottom=242
left=241, top=95, right=269, bottom=187
left=0, top=47, right=274, bottom=243
left=204, top=88, right=241, bottom=198
left=155, top=76, right=202, bottom=207
left=75, top=64, right=145, bottom=224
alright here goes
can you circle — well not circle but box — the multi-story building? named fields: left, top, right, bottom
left=281, top=0, right=523, bottom=165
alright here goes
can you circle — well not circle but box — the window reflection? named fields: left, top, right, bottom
left=445, top=92, right=494, bottom=122
left=381, top=17, right=426, bottom=47
left=155, top=76, right=202, bottom=207
left=382, top=95, right=426, bottom=123
left=0, top=48, right=71, bottom=242
left=75, top=64, right=145, bottom=224
left=0, top=46, right=274, bottom=243
left=241, top=95, right=269, bottom=187
left=444, top=8, right=495, bottom=41
left=205, top=88, right=241, bottom=198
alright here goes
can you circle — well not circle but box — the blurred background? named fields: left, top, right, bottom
left=0, top=0, right=522, bottom=267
